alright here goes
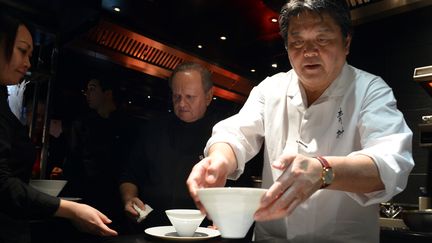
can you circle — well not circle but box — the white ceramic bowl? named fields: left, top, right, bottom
left=29, top=179, right=67, bottom=197
left=197, top=187, right=267, bottom=239
left=165, top=209, right=205, bottom=237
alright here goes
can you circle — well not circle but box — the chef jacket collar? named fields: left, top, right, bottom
left=287, top=62, right=352, bottom=101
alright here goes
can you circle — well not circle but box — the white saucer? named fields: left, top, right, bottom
left=145, top=226, right=220, bottom=241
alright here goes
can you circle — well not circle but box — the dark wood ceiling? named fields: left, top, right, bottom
left=98, top=0, right=287, bottom=84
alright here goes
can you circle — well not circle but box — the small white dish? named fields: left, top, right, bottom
left=165, top=209, right=205, bottom=237
left=145, top=226, right=220, bottom=241
left=29, top=179, right=67, bottom=197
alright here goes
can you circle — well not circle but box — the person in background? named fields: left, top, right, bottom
left=0, top=12, right=117, bottom=243
left=22, top=94, right=66, bottom=179
left=23, top=95, right=47, bottom=178
left=62, top=76, right=137, bottom=234
left=119, top=62, right=227, bottom=231
left=46, top=117, right=66, bottom=179
left=187, top=0, right=414, bottom=242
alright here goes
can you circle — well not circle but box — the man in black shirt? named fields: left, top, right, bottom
left=63, top=77, right=137, bottom=234
left=119, top=62, right=223, bottom=230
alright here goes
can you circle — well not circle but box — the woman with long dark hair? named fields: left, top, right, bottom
left=0, top=12, right=117, bottom=243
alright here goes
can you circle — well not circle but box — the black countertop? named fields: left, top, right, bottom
left=380, top=227, right=432, bottom=243
left=30, top=218, right=432, bottom=243
left=102, top=233, right=252, bottom=243
left=84, top=228, right=432, bottom=243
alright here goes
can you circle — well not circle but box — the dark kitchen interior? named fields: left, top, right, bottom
left=2, top=0, right=432, bottom=241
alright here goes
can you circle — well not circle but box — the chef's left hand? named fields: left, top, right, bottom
left=254, top=153, right=323, bottom=221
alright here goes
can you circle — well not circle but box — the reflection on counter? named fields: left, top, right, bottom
left=379, top=201, right=432, bottom=243
left=379, top=217, right=407, bottom=229
left=381, top=227, right=432, bottom=243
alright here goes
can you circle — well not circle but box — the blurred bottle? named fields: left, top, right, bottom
left=419, top=187, right=431, bottom=210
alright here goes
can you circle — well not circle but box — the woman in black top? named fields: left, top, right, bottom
left=0, top=13, right=117, bottom=243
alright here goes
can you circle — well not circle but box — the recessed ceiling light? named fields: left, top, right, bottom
left=271, top=17, right=278, bottom=23
left=272, top=63, right=278, bottom=68
left=147, top=95, right=151, bottom=99
left=128, top=100, right=132, bottom=104
left=250, top=69, right=256, bottom=72
left=197, top=44, right=203, bottom=49
left=220, top=36, right=227, bottom=40
left=113, top=6, right=121, bottom=12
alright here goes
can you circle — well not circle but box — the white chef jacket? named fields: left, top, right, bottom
left=204, top=63, right=414, bottom=243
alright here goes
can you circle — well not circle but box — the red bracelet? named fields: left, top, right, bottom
left=315, top=156, right=334, bottom=189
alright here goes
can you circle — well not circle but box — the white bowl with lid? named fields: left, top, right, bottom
left=165, top=209, right=205, bottom=237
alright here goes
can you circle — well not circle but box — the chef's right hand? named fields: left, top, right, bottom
left=187, top=149, right=234, bottom=214
left=124, top=197, right=145, bottom=220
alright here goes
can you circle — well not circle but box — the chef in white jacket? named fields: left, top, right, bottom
left=187, top=0, right=414, bottom=242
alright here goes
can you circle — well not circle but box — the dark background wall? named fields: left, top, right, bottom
left=26, top=2, right=432, bottom=204
left=348, top=5, right=432, bottom=205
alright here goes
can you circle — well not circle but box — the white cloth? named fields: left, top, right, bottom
left=204, top=64, right=414, bottom=243
left=7, top=81, right=29, bottom=124
left=133, top=204, right=153, bottom=223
